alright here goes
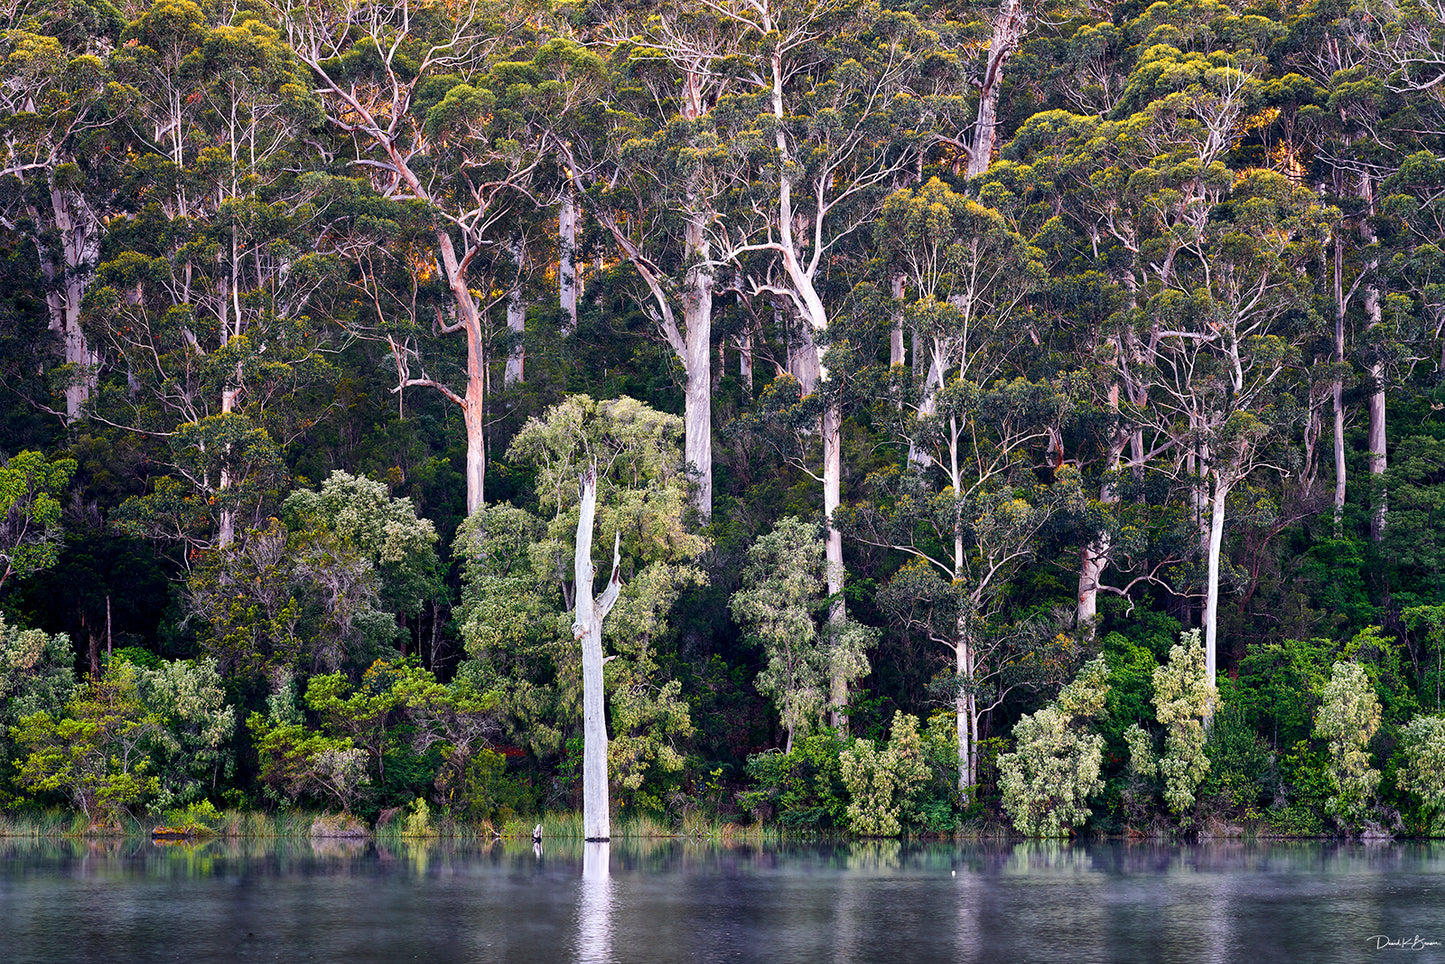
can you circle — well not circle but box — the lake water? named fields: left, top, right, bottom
left=1, top=836, right=1442, bottom=963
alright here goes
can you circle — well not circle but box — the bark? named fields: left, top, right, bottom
left=435, top=231, right=488, bottom=516
left=1333, top=229, right=1347, bottom=533
left=822, top=398, right=846, bottom=727
left=967, top=0, right=1029, bottom=180
left=560, top=182, right=579, bottom=331
left=682, top=244, right=714, bottom=520
left=572, top=466, right=623, bottom=842
left=505, top=234, right=526, bottom=386
left=1203, top=469, right=1228, bottom=691
left=1077, top=416, right=1129, bottom=631
left=889, top=275, right=906, bottom=369
left=35, top=188, right=101, bottom=421
left=1359, top=174, right=1386, bottom=541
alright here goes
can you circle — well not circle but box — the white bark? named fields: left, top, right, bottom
left=572, top=466, right=622, bottom=842
left=1203, top=469, right=1228, bottom=691
left=505, top=235, right=526, bottom=386
left=36, top=188, right=101, bottom=421
left=560, top=183, right=579, bottom=331
left=967, top=0, right=1029, bottom=180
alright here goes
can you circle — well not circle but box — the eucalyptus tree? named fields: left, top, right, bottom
left=87, top=5, right=340, bottom=553
left=458, top=396, right=706, bottom=839
left=703, top=0, right=964, bottom=722
left=0, top=9, right=123, bottom=420
left=541, top=12, right=747, bottom=522
left=271, top=0, right=544, bottom=514
left=730, top=517, right=872, bottom=752
left=842, top=177, right=1076, bottom=790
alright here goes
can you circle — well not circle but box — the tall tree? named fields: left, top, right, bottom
left=272, top=0, right=541, bottom=514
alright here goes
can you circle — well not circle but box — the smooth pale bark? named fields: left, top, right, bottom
left=889, top=275, right=906, bottom=369
left=1366, top=280, right=1387, bottom=542
left=601, top=212, right=715, bottom=521
left=572, top=466, right=623, bottom=842
left=505, top=235, right=526, bottom=386
left=34, top=188, right=101, bottom=421
left=1358, top=173, right=1387, bottom=541
left=967, top=0, right=1029, bottom=179
left=560, top=183, right=579, bottom=331
left=1077, top=411, right=1130, bottom=631
left=682, top=244, right=715, bottom=519
left=283, top=41, right=499, bottom=517
left=1203, top=469, right=1229, bottom=692
left=1333, top=230, right=1348, bottom=533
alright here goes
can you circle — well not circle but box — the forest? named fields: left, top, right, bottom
left=3, top=0, right=1445, bottom=840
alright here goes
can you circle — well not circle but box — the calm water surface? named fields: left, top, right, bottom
left=1, top=836, right=1442, bottom=963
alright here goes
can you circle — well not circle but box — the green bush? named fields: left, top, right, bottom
left=741, top=734, right=848, bottom=831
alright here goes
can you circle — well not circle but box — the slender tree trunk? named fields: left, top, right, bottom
left=37, top=189, right=100, bottom=421
left=572, top=466, right=623, bottom=842
left=560, top=182, right=579, bottom=331
left=954, top=623, right=973, bottom=793
left=505, top=234, right=526, bottom=386
left=1359, top=175, right=1387, bottom=541
left=1330, top=230, right=1347, bottom=534
left=1203, top=469, right=1228, bottom=691
left=889, top=275, right=906, bottom=368
left=1078, top=418, right=1129, bottom=631
left=823, top=398, right=846, bottom=726
left=967, top=0, right=1028, bottom=179
left=683, top=273, right=713, bottom=520
left=436, top=232, right=487, bottom=515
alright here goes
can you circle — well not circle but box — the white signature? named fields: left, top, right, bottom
left=1369, top=936, right=1442, bottom=950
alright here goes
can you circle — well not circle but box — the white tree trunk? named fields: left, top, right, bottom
left=967, top=0, right=1028, bottom=180
left=505, top=235, right=526, bottom=387
left=37, top=188, right=101, bottom=421
left=560, top=183, right=579, bottom=331
left=572, top=466, right=622, bottom=842
left=683, top=215, right=715, bottom=521
left=1203, top=470, right=1228, bottom=691
left=436, top=231, right=487, bottom=515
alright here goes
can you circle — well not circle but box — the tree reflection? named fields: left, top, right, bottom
left=574, top=841, right=612, bottom=963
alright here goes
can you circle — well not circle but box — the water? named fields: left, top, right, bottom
left=1, top=836, right=1443, bottom=963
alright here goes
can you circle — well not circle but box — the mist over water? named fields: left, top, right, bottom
left=1, top=837, right=1442, bottom=963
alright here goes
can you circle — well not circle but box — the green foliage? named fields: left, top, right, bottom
left=998, top=657, right=1110, bottom=837
left=10, top=662, right=160, bottom=826
left=1313, top=660, right=1382, bottom=825
left=1153, top=632, right=1217, bottom=820
left=731, top=517, right=871, bottom=749
left=1399, top=714, right=1445, bottom=832
left=741, top=735, right=849, bottom=832
left=838, top=712, right=931, bottom=836
left=0, top=451, right=75, bottom=592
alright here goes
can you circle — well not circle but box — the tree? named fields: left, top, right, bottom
left=90, top=4, right=339, bottom=549
left=11, top=661, right=161, bottom=826
left=712, top=0, right=961, bottom=723
left=1153, top=630, right=1218, bottom=819
left=839, top=711, right=930, bottom=836
left=0, top=10, right=122, bottom=420
left=730, top=517, right=872, bottom=752
left=0, top=450, right=74, bottom=593
left=481, top=395, right=706, bottom=839
left=998, top=656, right=1110, bottom=837
left=1314, top=659, right=1381, bottom=825
left=272, top=0, right=543, bottom=514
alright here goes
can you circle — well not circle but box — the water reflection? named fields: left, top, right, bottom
left=575, top=841, right=613, bottom=964
left=1, top=837, right=1443, bottom=963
